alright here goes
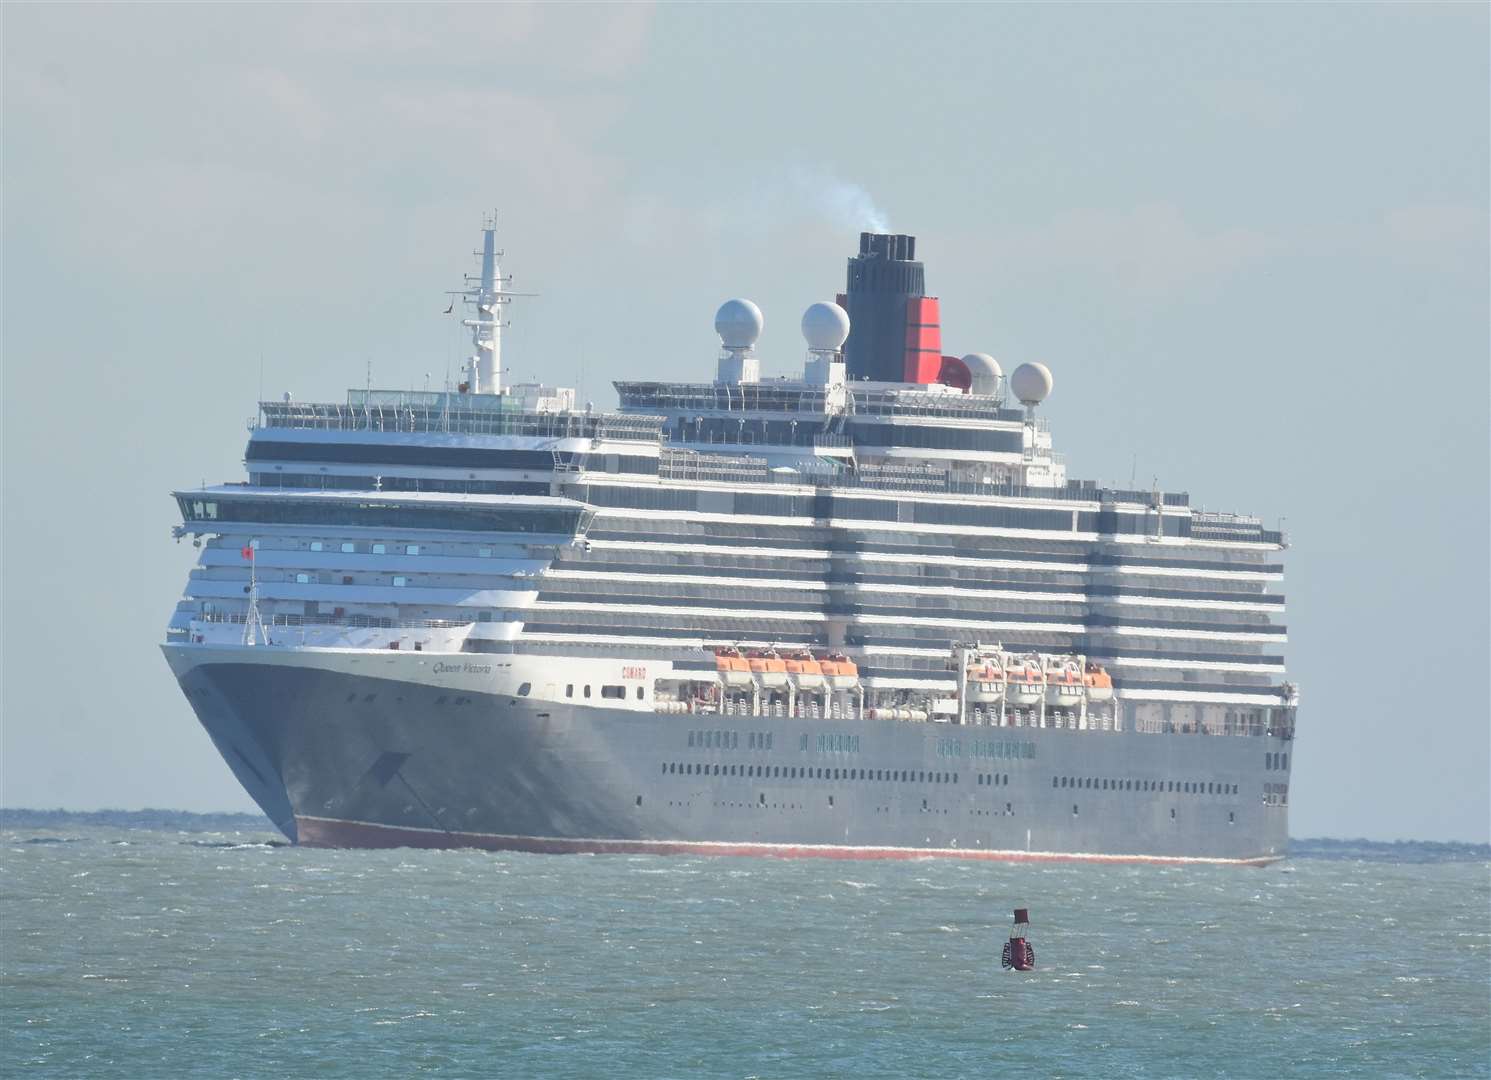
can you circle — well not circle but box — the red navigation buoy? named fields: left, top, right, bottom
left=1000, top=907, right=1036, bottom=971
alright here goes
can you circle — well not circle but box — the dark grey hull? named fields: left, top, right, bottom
left=176, top=660, right=1292, bottom=864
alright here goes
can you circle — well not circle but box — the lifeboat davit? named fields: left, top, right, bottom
left=713, top=646, right=753, bottom=687
left=1005, top=657, right=1044, bottom=706
left=1083, top=662, right=1114, bottom=702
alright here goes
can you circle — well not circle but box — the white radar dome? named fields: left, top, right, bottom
left=1010, top=361, right=1054, bottom=406
left=801, top=301, right=850, bottom=352
left=715, top=298, right=764, bottom=349
left=961, top=353, right=1003, bottom=396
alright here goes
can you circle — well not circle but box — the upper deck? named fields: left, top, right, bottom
left=259, top=389, right=664, bottom=443
left=615, top=380, right=1024, bottom=424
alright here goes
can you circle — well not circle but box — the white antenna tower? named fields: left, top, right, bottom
left=448, top=211, right=536, bottom=395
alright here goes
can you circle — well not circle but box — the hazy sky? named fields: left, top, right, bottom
left=3, top=4, right=1486, bottom=842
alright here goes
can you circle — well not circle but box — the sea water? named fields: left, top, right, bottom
left=2, top=812, right=1487, bottom=1079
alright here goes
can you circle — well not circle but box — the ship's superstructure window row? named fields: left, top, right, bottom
left=571, top=483, right=1196, bottom=537
left=178, top=495, right=586, bottom=535
left=250, top=473, right=550, bottom=497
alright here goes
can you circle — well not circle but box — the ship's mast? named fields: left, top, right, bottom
left=242, top=541, right=269, bottom=646
left=463, top=213, right=506, bottom=394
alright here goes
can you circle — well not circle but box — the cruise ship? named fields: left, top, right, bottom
left=162, top=221, right=1297, bottom=864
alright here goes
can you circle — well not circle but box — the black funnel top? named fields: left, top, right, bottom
left=843, top=232, right=925, bottom=383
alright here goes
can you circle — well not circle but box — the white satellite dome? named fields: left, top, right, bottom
left=801, top=301, right=850, bottom=352
left=715, top=298, right=764, bottom=349
left=1010, top=361, right=1054, bottom=406
left=961, top=353, right=1003, bottom=396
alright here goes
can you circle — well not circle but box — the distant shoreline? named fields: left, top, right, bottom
left=3, top=807, right=1486, bottom=859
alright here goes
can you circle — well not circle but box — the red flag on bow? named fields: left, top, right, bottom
left=241, top=545, right=255, bottom=560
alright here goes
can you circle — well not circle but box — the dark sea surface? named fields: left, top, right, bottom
left=3, top=811, right=1487, bottom=1079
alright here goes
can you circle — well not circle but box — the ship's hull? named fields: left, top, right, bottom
left=163, top=645, right=1291, bottom=865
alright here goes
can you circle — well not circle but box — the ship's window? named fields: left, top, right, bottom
left=310, top=541, right=324, bottom=552
left=517, top=683, right=531, bottom=697
left=372, top=543, right=386, bottom=554
left=295, top=573, right=310, bottom=584
left=1171, top=808, right=1177, bottom=819
left=584, top=685, right=591, bottom=698
left=1072, top=804, right=1079, bottom=816
left=341, top=542, right=356, bottom=553
left=1281, top=754, right=1288, bottom=770
left=1229, top=811, right=1235, bottom=824
left=478, top=547, right=493, bottom=558
left=342, top=575, right=354, bottom=585
left=828, top=795, right=835, bottom=807
left=766, top=733, right=772, bottom=749
left=636, top=795, right=642, bottom=807
left=1006, top=802, right=1013, bottom=815
left=566, top=684, right=574, bottom=698
left=600, top=685, right=624, bottom=700
left=405, top=544, right=420, bottom=556
left=393, top=576, right=407, bottom=587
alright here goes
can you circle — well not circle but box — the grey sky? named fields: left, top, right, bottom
left=3, top=4, right=1486, bottom=842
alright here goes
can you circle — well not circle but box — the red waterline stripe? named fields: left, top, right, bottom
left=295, top=816, right=1282, bottom=867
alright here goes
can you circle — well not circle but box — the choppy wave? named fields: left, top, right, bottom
left=2, top=813, right=1487, bottom=1078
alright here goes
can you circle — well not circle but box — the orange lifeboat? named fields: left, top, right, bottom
left=714, top=646, right=753, bottom=687
left=784, top=649, right=825, bottom=689
left=1083, top=662, right=1114, bottom=702
left=822, top=651, right=859, bottom=690
left=965, top=661, right=1005, bottom=703
left=753, top=648, right=789, bottom=688
left=1005, top=657, right=1044, bottom=706
left=1045, top=661, right=1083, bottom=707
